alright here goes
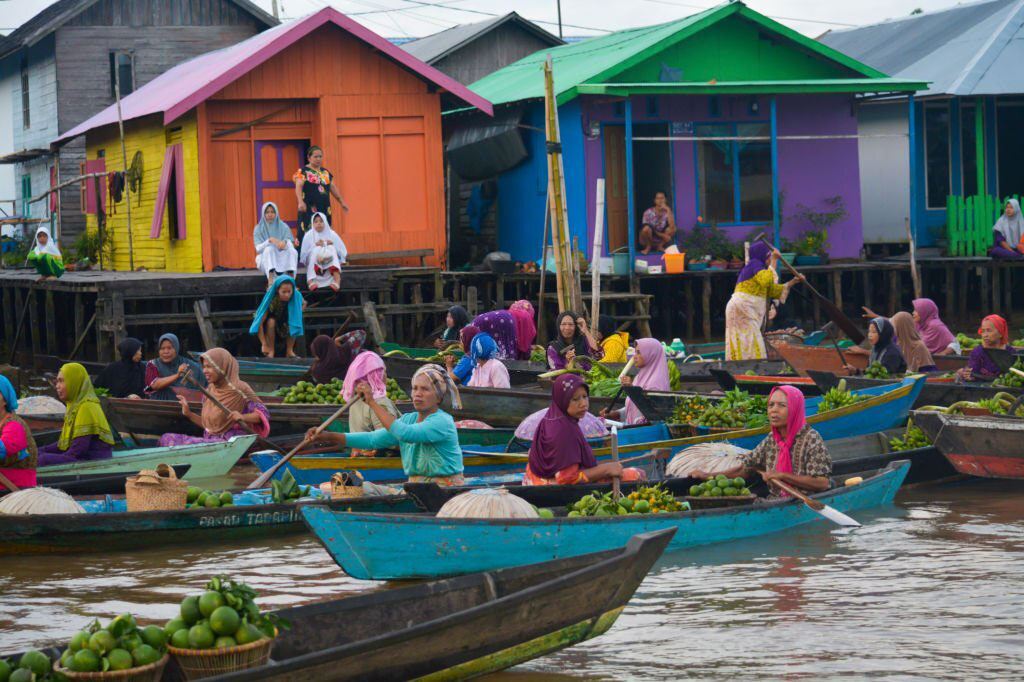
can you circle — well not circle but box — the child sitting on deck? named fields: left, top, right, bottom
left=251, top=275, right=304, bottom=358
left=27, top=227, right=63, bottom=280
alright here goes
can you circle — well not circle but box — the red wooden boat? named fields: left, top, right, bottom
left=911, top=410, right=1024, bottom=479
left=771, top=342, right=967, bottom=377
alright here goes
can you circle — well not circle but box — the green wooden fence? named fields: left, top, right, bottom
left=946, top=194, right=1021, bottom=257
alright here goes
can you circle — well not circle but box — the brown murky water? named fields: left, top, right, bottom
left=1, top=478, right=1022, bottom=680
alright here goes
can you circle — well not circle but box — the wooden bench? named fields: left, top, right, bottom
left=346, top=249, right=434, bottom=267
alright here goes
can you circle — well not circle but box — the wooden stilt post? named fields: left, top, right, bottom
left=702, top=276, right=712, bottom=342
left=362, top=300, right=385, bottom=344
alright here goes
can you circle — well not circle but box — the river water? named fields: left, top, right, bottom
left=1, top=478, right=1022, bottom=680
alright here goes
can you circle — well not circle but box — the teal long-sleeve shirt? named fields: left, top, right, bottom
left=344, top=410, right=463, bottom=477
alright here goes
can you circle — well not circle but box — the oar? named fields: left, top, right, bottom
left=0, top=470, right=20, bottom=493
left=766, top=474, right=861, bottom=527
left=822, top=321, right=852, bottom=374
left=331, top=311, right=356, bottom=341
left=605, top=418, right=624, bottom=499
left=248, top=397, right=359, bottom=489
left=760, top=238, right=864, bottom=344
left=181, top=370, right=284, bottom=455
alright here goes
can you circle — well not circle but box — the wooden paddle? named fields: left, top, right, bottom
left=822, top=321, right=852, bottom=373
left=248, top=397, right=359, bottom=489
left=608, top=420, right=622, bottom=499
left=181, top=370, right=284, bottom=455
left=760, top=238, right=865, bottom=344
left=766, top=474, right=861, bottom=527
left=0, top=470, right=20, bottom=493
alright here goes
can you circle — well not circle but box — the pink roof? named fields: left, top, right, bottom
left=55, top=7, right=492, bottom=145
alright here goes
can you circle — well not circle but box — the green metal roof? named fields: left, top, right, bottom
left=468, top=1, right=919, bottom=107
left=576, top=79, right=927, bottom=96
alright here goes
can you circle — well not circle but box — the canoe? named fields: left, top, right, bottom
left=5, top=530, right=672, bottom=682
left=0, top=488, right=416, bottom=556
left=911, top=410, right=1024, bottom=479
left=772, top=341, right=968, bottom=377
left=6, top=465, right=192, bottom=498
left=605, top=356, right=788, bottom=379
left=710, top=369, right=820, bottom=396
left=37, top=435, right=256, bottom=479
left=808, top=370, right=1023, bottom=408
left=300, top=460, right=909, bottom=580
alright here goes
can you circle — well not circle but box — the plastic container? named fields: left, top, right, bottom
left=663, top=252, right=686, bottom=273
left=777, top=252, right=796, bottom=272
left=612, top=250, right=631, bottom=276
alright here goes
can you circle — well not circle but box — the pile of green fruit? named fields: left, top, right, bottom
left=0, top=650, right=52, bottom=681
left=688, top=474, right=752, bottom=498
left=529, top=346, right=547, bottom=364
left=993, top=359, right=1024, bottom=388
left=889, top=419, right=931, bottom=451
left=54, top=613, right=166, bottom=674
left=271, top=470, right=312, bottom=504
left=187, top=487, right=235, bottom=509
left=568, top=484, right=687, bottom=516
left=672, top=395, right=710, bottom=423
left=279, top=379, right=345, bottom=404
left=165, top=576, right=281, bottom=653
left=956, top=333, right=982, bottom=351
left=424, top=343, right=464, bottom=364
left=1013, top=339, right=1024, bottom=348
left=819, top=379, right=866, bottom=412
left=386, top=377, right=410, bottom=401
left=691, top=389, right=768, bottom=429
left=864, top=362, right=890, bottom=379
left=695, top=405, right=745, bottom=430
left=667, top=357, right=682, bottom=391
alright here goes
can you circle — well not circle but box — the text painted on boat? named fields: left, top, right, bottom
left=198, top=510, right=302, bottom=527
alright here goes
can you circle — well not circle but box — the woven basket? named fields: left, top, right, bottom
left=55, top=653, right=169, bottom=682
left=330, top=471, right=364, bottom=500
left=168, top=633, right=275, bottom=680
left=125, top=463, right=188, bottom=512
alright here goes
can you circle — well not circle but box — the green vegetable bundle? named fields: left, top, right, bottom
left=889, top=419, right=931, bottom=451
left=993, top=359, right=1024, bottom=388
left=819, top=379, right=866, bottom=412
left=271, top=470, right=312, bottom=504
left=864, top=362, right=890, bottom=379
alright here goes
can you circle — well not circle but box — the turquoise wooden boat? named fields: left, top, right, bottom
left=38, top=435, right=257, bottom=479
left=300, top=460, right=910, bottom=580
left=0, top=488, right=416, bottom=556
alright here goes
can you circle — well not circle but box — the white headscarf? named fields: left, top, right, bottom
left=300, top=212, right=347, bottom=265
left=33, top=226, right=61, bottom=258
left=995, top=199, right=1024, bottom=245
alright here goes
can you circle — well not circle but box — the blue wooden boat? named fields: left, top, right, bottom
left=300, top=460, right=909, bottom=580
left=39, top=435, right=257, bottom=479
left=0, top=488, right=416, bottom=556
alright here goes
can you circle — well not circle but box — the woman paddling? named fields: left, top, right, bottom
left=38, top=363, right=115, bottom=466
left=145, top=333, right=206, bottom=401
left=342, top=351, right=402, bottom=456
left=94, top=337, right=146, bottom=399
left=724, top=243, right=804, bottom=361
left=308, top=365, right=465, bottom=486
left=0, top=376, right=38, bottom=488
left=690, top=385, right=831, bottom=496
left=957, top=314, right=1010, bottom=383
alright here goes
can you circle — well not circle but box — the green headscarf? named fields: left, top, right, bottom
left=58, top=362, right=116, bottom=451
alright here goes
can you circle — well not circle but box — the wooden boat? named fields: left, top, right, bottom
left=6, top=465, right=192, bottom=498
left=605, top=356, right=788, bottom=379
left=300, top=461, right=909, bottom=580
left=0, top=488, right=415, bottom=556
left=809, top=370, right=1023, bottom=409
left=911, top=410, right=1024, bottom=479
left=5, top=530, right=673, bottom=682
left=37, top=435, right=256, bottom=479
left=772, top=341, right=968, bottom=377
left=710, top=369, right=820, bottom=396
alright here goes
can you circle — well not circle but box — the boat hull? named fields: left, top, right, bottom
left=300, top=461, right=910, bottom=580
left=912, top=410, right=1024, bottom=479
left=773, top=342, right=967, bottom=377
left=809, top=370, right=1022, bottom=409
left=37, top=435, right=256, bottom=478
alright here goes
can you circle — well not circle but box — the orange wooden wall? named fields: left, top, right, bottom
left=198, top=24, right=447, bottom=270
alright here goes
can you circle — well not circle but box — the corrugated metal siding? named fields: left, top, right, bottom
left=431, top=23, right=562, bottom=85
left=857, top=102, right=910, bottom=244
left=66, top=0, right=266, bottom=27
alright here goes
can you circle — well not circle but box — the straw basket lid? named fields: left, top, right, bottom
left=0, top=487, right=85, bottom=515
left=437, top=488, right=539, bottom=519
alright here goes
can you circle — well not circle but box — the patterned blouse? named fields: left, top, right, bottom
left=734, top=269, right=785, bottom=299
left=741, top=425, right=832, bottom=478
left=642, top=207, right=674, bottom=233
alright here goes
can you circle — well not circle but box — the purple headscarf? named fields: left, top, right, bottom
left=527, top=374, right=598, bottom=478
left=912, top=298, right=955, bottom=355
left=471, top=310, right=517, bottom=360
left=737, top=242, right=772, bottom=283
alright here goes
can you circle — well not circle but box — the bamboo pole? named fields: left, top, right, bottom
left=590, top=179, right=605, bottom=337
left=114, top=61, right=135, bottom=271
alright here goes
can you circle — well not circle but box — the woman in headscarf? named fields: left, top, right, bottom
left=547, top=310, right=602, bottom=371
left=990, top=199, right=1024, bottom=259
left=342, top=351, right=402, bottom=456
left=724, top=242, right=804, bottom=361
left=94, top=338, right=146, bottom=398
left=854, top=317, right=906, bottom=375
left=27, top=226, right=64, bottom=280
left=308, top=364, right=464, bottom=485
left=957, top=314, right=1010, bottom=382
left=158, top=348, right=270, bottom=447
left=38, top=363, right=115, bottom=466
left=445, top=325, right=479, bottom=386
left=912, top=298, right=959, bottom=355
left=524, top=374, right=643, bottom=486
left=689, top=385, right=831, bottom=496
left=596, top=315, right=629, bottom=364
left=310, top=334, right=354, bottom=385
left=891, top=312, right=936, bottom=373
left=299, top=212, right=347, bottom=292
left=508, top=300, right=538, bottom=361
left=251, top=274, right=304, bottom=358
left=253, top=201, right=299, bottom=287
left=145, top=333, right=205, bottom=401
left=0, top=375, right=37, bottom=488
left=436, top=305, right=469, bottom=350
left=467, top=333, right=510, bottom=389
left=600, top=338, right=669, bottom=425
left=470, top=309, right=518, bottom=360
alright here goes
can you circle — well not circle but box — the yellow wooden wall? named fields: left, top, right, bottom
left=84, top=113, right=204, bottom=272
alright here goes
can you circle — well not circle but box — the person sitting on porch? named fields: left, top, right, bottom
left=159, top=348, right=271, bottom=447
left=596, top=315, right=629, bottom=364
left=300, top=212, right=346, bottom=292
left=547, top=311, right=603, bottom=371
left=307, top=365, right=465, bottom=486
left=145, top=333, right=206, bottom=401
left=294, top=145, right=349, bottom=238
left=725, top=243, right=804, bottom=361
left=27, top=226, right=64, bottom=280
left=0, top=375, right=38, bottom=488
left=638, top=191, right=676, bottom=254
left=524, top=374, right=643, bottom=486
left=38, top=363, right=115, bottom=466
left=251, top=274, right=304, bottom=358
left=957, top=314, right=1009, bottom=382
left=466, top=333, right=511, bottom=389
left=990, top=199, right=1024, bottom=259
left=253, top=202, right=299, bottom=287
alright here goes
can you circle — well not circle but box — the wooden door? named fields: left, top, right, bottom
left=255, top=140, right=306, bottom=231
left=603, top=126, right=628, bottom=252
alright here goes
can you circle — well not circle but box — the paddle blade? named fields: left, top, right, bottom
left=819, top=504, right=861, bottom=527
left=818, top=296, right=864, bottom=345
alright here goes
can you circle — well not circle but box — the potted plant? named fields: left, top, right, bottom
left=727, top=239, right=745, bottom=269
left=704, top=225, right=732, bottom=269
left=788, top=196, right=845, bottom=265
left=678, top=224, right=710, bottom=269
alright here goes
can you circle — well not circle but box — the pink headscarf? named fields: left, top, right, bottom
left=342, top=351, right=388, bottom=402
left=912, top=298, right=955, bottom=355
left=768, top=385, right=806, bottom=477
left=508, top=300, right=537, bottom=356
left=623, top=338, right=670, bottom=425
